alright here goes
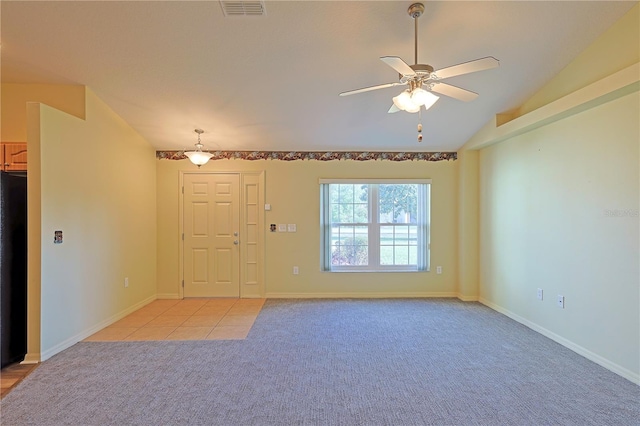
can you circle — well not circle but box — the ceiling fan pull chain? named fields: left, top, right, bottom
left=417, top=110, right=423, bottom=142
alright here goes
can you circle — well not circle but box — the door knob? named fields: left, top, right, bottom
left=233, top=240, right=239, bottom=245
left=233, top=232, right=238, bottom=236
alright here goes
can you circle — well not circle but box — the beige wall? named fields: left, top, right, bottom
left=22, top=88, right=157, bottom=360
left=479, top=91, right=639, bottom=382
left=157, top=158, right=459, bottom=298
left=467, top=4, right=640, bottom=383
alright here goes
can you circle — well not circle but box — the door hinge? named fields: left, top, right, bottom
left=182, top=233, right=184, bottom=241
left=182, top=280, right=184, bottom=287
left=182, top=186, right=184, bottom=194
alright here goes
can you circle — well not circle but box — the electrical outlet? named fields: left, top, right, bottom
left=557, top=295, right=565, bottom=309
left=436, top=266, right=442, bottom=274
left=293, top=266, right=299, bottom=275
left=124, top=277, right=129, bottom=288
left=537, top=288, right=543, bottom=301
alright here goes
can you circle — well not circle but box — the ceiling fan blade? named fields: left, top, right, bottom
left=339, top=82, right=405, bottom=97
left=431, top=82, right=478, bottom=102
left=388, top=104, right=400, bottom=114
left=434, top=57, right=499, bottom=80
left=380, top=56, right=416, bottom=77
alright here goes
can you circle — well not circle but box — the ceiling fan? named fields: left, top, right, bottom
left=339, top=2, right=499, bottom=114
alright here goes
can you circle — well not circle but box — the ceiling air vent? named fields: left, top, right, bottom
left=220, top=1, right=266, bottom=17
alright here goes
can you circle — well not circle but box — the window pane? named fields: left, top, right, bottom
left=331, top=225, right=368, bottom=266
left=378, top=184, right=418, bottom=223
left=409, top=246, right=417, bottom=265
left=355, top=184, right=368, bottom=203
left=380, top=226, right=393, bottom=244
left=354, top=203, right=368, bottom=223
left=395, top=226, right=408, bottom=243
left=338, top=184, right=354, bottom=203
left=330, top=185, right=340, bottom=204
left=331, top=205, right=341, bottom=223
left=408, top=226, right=418, bottom=245
left=338, top=205, right=354, bottom=223
left=394, top=246, right=409, bottom=265
left=380, top=246, right=393, bottom=265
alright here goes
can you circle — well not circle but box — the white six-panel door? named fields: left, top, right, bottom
left=183, top=173, right=240, bottom=297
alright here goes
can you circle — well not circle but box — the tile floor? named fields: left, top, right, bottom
left=0, top=362, right=38, bottom=399
left=0, top=298, right=265, bottom=399
left=85, top=298, right=266, bottom=342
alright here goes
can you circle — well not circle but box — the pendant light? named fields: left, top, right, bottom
left=184, top=129, right=213, bottom=167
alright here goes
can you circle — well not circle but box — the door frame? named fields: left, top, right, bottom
left=179, top=171, right=265, bottom=299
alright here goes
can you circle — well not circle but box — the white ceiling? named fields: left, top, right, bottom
left=1, top=1, right=635, bottom=152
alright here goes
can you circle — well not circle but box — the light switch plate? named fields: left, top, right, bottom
left=264, top=204, right=271, bottom=211
left=287, top=224, right=297, bottom=232
left=278, top=224, right=287, bottom=232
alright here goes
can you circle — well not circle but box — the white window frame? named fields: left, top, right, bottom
left=320, top=178, right=431, bottom=272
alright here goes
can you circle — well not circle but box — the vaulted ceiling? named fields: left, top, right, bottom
left=1, top=1, right=635, bottom=152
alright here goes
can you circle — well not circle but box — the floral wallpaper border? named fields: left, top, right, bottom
left=156, top=150, right=457, bottom=162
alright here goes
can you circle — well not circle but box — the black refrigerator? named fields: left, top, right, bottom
left=0, top=171, right=27, bottom=368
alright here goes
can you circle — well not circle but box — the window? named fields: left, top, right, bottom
left=320, top=179, right=430, bottom=272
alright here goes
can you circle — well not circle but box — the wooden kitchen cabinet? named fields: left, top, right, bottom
left=1, top=143, right=27, bottom=172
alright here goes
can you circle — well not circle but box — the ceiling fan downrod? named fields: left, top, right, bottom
left=408, top=3, right=425, bottom=65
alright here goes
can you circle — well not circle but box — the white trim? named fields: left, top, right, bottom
left=265, top=292, right=457, bottom=299
left=156, top=293, right=181, bottom=300
left=39, top=295, right=156, bottom=362
left=457, top=294, right=479, bottom=302
left=319, top=178, right=432, bottom=184
left=178, top=172, right=185, bottom=299
left=479, top=297, right=639, bottom=385
left=21, top=354, right=41, bottom=364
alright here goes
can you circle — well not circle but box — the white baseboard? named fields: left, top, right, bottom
left=156, top=293, right=181, bottom=299
left=479, top=297, right=640, bottom=385
left=265, top=292, right=458, bottom=299
left=39, top=294, right=157, bottom=362
left=21, top=353, right=41, bottom=364
left=457, top=294, right=479, bottom=302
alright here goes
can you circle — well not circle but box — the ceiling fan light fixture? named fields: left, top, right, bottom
left=410, top=87, right=429, bottom=105
left=420, top=90, right=440, bottom=110
left=185, top=129, right=214, bottom=167
left=404, top=103, right=421, bottom=113
left=393, top=90, right=416, bottom=111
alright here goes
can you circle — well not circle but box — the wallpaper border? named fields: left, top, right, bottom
left=156, top=151, right=457, bottom=162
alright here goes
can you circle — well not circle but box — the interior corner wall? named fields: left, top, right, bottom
left=34, top=88, right=157, bottom=359
left=156, top=158, right=459, bottom=298
left=478, top=90, right=639, bottom=382
left=457, top=149, right=479, bottom=301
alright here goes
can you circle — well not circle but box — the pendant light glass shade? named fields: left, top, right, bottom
left=419, top=90, right=439, bottom=110
left=392, top=88, right=439, bottom=113
left=185, top=129, right=213, bottom=167
left=184, top=150, right=213, bottom=166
